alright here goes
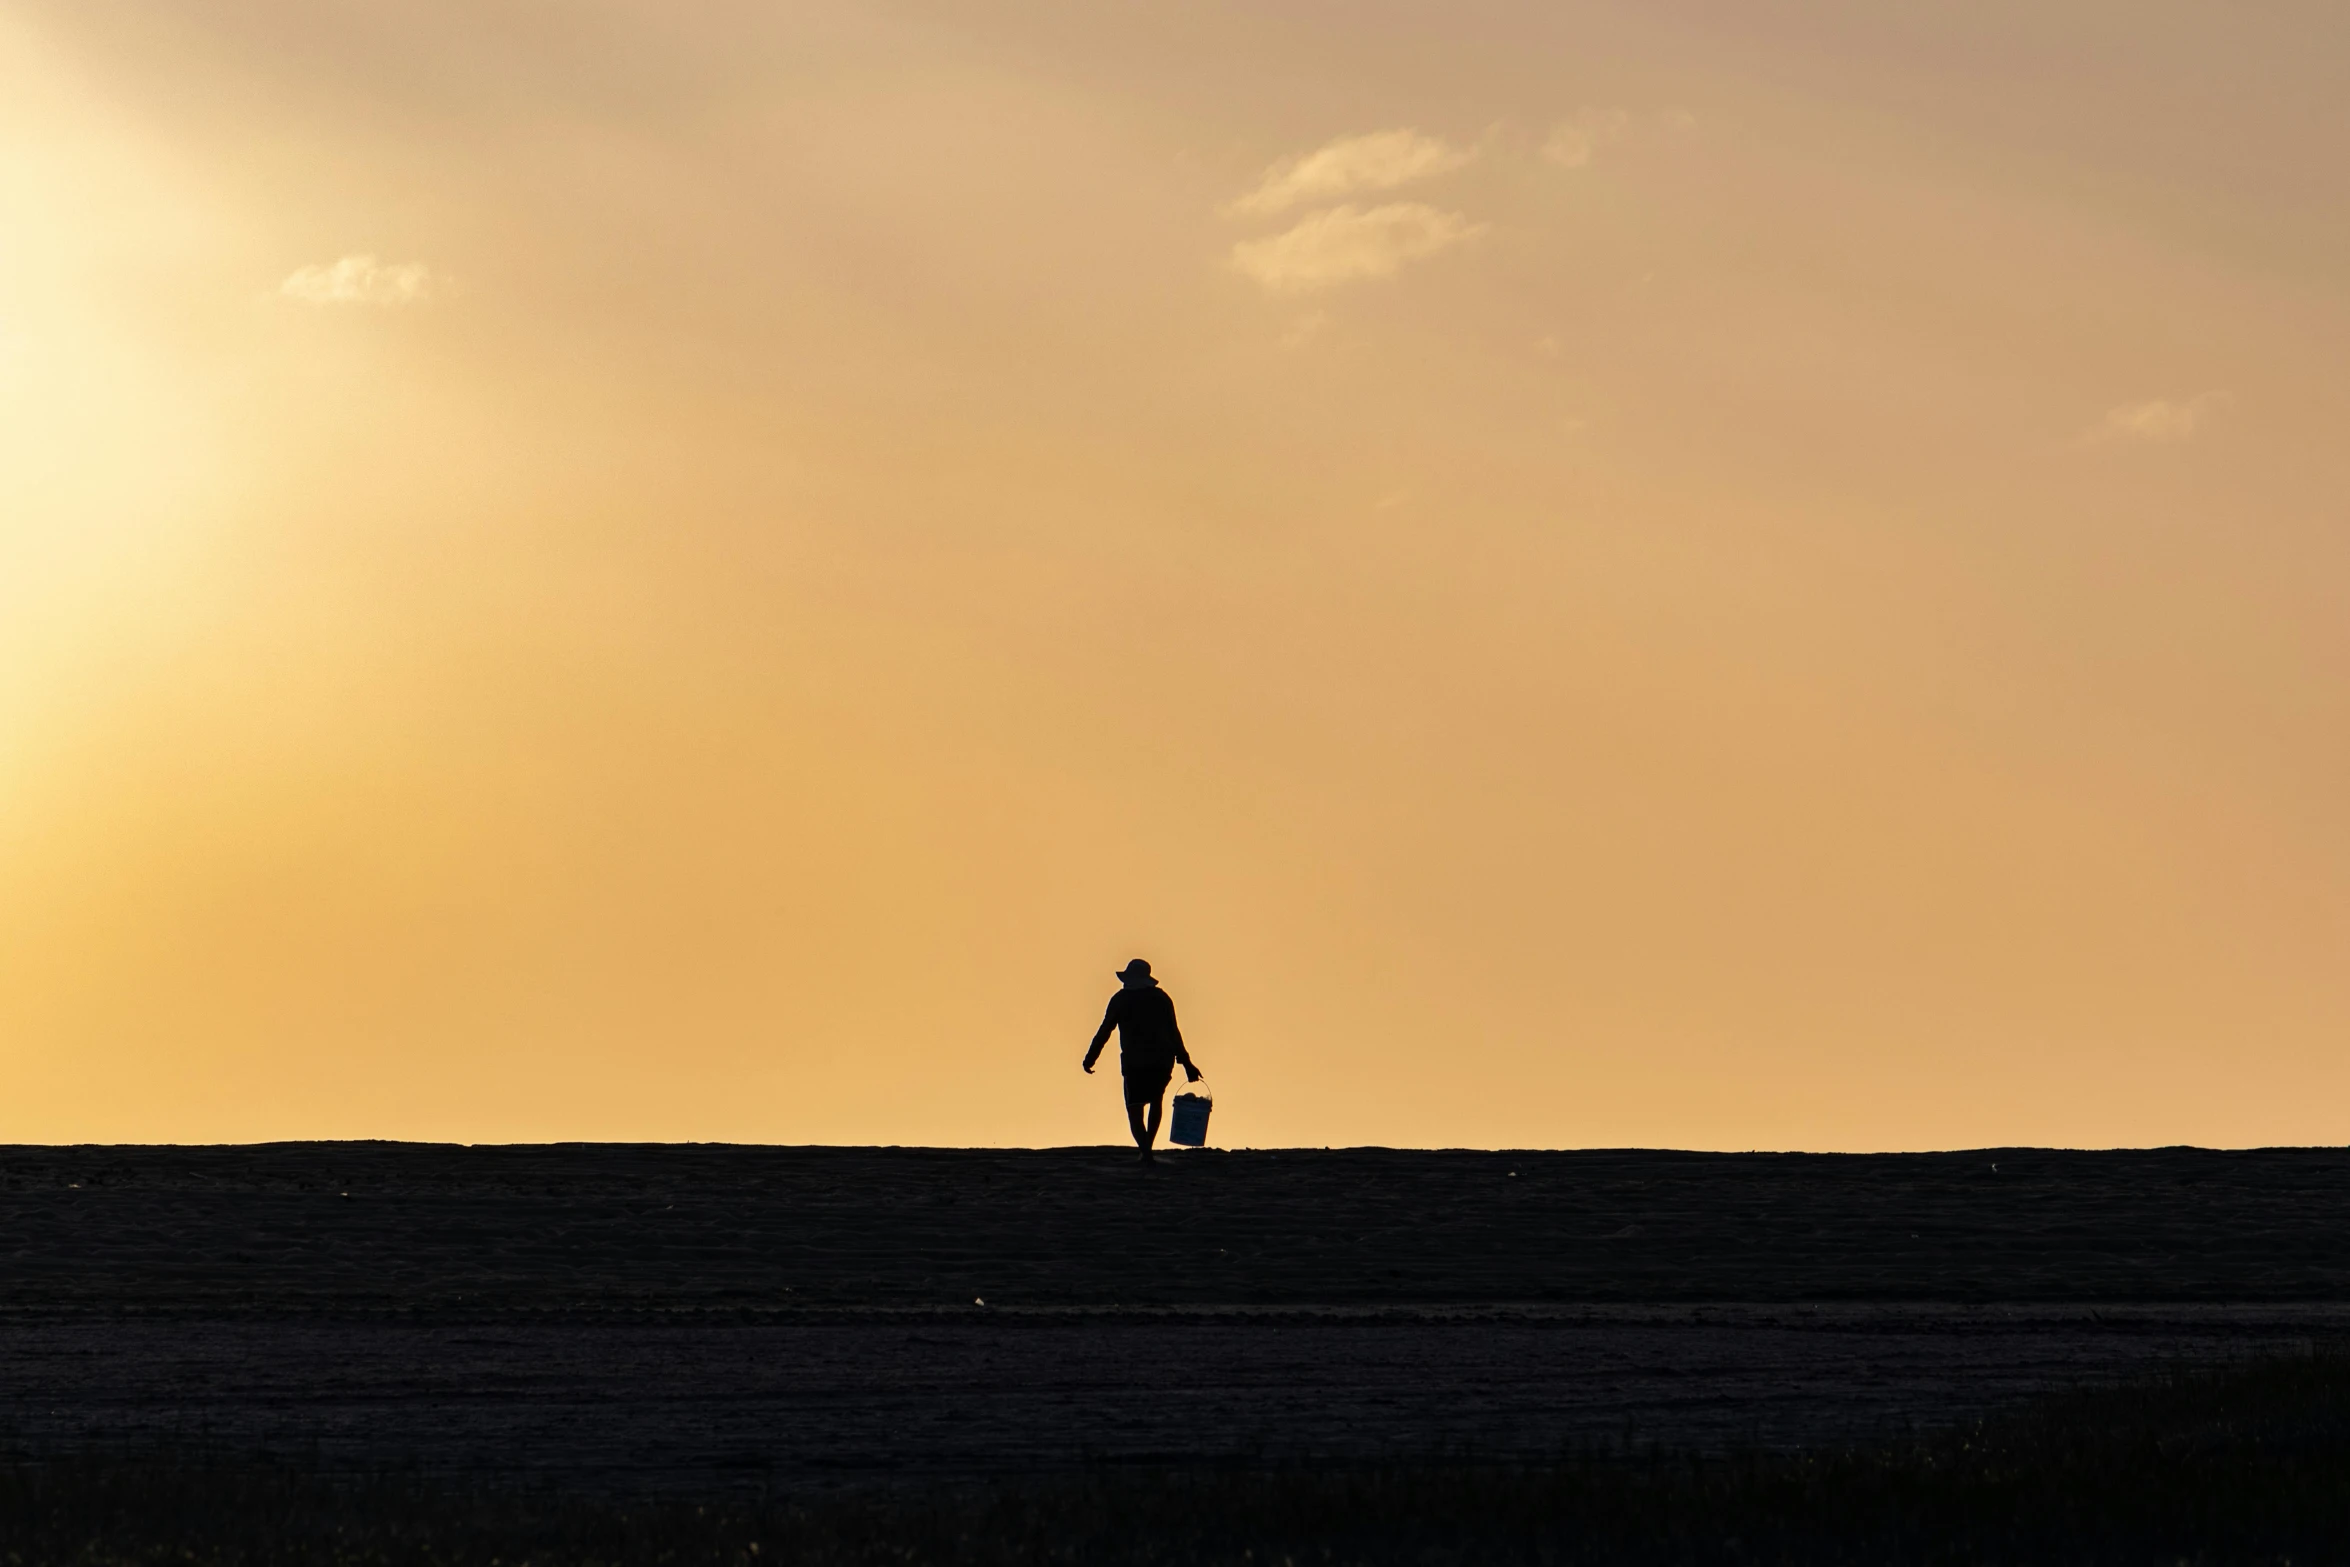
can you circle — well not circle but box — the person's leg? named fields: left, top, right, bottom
left=1125, top=1080, right=1167, bottom=1160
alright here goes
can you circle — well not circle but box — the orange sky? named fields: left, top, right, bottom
left=2, top=0, right=2345, bottom=1149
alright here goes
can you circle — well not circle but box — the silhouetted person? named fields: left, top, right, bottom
left=1083, top=959, right=1201, bottom=1163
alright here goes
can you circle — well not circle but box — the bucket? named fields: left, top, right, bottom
left=1168, top=1080, right=1213, bottom=1147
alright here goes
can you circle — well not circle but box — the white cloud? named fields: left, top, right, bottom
left=279, top=255, right=436, bottom=306
left=1231, top=203, right=1487, bottom=292
left=1541, top=107, right=1632, bottom=169
left=2089, top=392, right=2230, bottom=443
left=1229, top=130, right=1475, bottom=217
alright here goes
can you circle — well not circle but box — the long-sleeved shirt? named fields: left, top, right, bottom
left=1083, top=982, right=1193, bottom=1081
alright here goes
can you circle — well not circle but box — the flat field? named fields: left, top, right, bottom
left=3, top=1144, right=2346, bottom=1489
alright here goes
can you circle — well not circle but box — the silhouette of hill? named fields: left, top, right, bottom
left=4, top=1144, right=2347, bottom=1488
left=6, top=1143, right=2349, bottom=1313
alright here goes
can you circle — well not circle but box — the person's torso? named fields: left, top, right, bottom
left=1114, top=986, right=1177, bottom=1057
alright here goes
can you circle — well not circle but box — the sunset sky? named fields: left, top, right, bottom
left=2, top=0, right=2345, bottom=1149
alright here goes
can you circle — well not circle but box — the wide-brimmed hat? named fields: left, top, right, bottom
left=1115, top=958, right=1153, bottom=982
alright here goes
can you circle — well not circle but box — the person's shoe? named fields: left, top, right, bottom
left=1136, top=1148, right=1156, bottom=1165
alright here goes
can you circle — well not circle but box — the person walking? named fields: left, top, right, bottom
left=1082, top=959, right=1201, bottom=1162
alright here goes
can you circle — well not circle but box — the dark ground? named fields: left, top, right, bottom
left=4, top=1143, right=2349, bottom=1490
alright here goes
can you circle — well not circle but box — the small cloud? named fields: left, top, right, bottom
left=1374, top=491, right=1410, bottom=511
left=1230, top=129, right=1475, bottom=217
left=1231, top=203, right=1487, bottom=293
left=280, top=254, right=436, bottom=306
left=1542, top=107, right=1632, bottom=169
left=2088, top=391, right=2230, bottom=444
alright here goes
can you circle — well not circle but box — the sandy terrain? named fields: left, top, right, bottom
left=3, top=1144, right=2347, bottom=1488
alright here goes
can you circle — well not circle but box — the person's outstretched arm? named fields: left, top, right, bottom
left=1168, top=998, right=1200, bottom=1080
left=1082, top=993, right=1123, bottom=1074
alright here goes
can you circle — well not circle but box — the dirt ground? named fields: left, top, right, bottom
left=3, top=1144, right=2347, bottom=1488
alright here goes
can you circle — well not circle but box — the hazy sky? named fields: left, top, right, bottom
left=3, top=0, right=2345, bottom=1148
